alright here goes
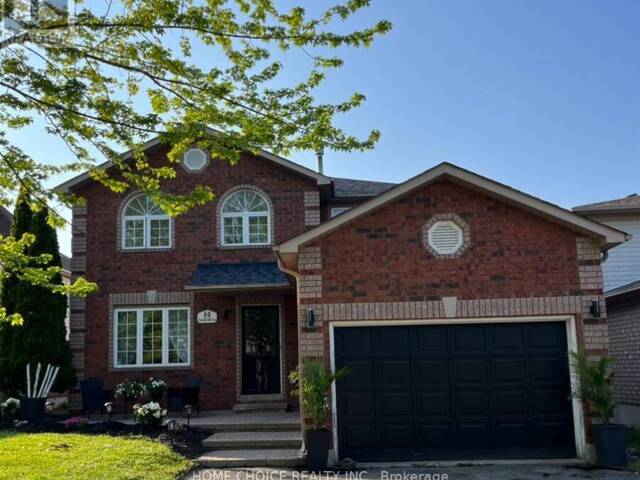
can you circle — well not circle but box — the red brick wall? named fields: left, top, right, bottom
left=74, top=146, right=314, bottom=409
left=310, top=179, right=582, bottom=303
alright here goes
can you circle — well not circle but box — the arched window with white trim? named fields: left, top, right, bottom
left=221, top=190, right=271, bottom=246
left=121, top=194, right=171, bottom=249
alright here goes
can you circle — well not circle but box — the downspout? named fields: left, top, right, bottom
left=273, top=247, right=306, bottom=454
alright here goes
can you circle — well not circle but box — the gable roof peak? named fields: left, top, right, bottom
left=54, top=130, right=331, bottom=193
left=276, top=161, right=628, bottom=258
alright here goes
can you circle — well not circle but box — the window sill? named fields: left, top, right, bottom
left=119, top=247, right=175, bottom=253
left=111, top=364, right=191, bottom=371
left=218, top=243, right=273, bottom=250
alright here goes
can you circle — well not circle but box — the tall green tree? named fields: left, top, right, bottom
left=0, top=203, right=75, bottom=394
left=0, top=1, right=391, bottom=322
left=0, top=189, right=32, bottom=315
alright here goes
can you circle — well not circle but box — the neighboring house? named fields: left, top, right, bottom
left=56, top=138, right=626, bottom=463
left=574, top=194, right=640, bottom=427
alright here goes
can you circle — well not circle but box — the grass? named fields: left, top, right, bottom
left=0, top=431, right=193, bottom=480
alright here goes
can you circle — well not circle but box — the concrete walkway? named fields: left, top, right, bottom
left=183, top=465, right=640, bottom=480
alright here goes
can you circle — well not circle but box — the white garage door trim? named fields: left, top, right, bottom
left=328, top=315, right=585, bottom=465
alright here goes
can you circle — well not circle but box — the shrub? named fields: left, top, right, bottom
left=1, top=397, right=19, bottom=417
left=133, top=401, right=167, bottom=426
left=63, top=416, right=89, bottom=429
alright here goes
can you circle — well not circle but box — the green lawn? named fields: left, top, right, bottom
left=0, top=431, right=193, bottom=480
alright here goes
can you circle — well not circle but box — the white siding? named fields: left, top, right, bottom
left=594, top=214, right=640, bottom=291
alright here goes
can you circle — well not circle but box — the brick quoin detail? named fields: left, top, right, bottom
left=72, top=146, right=317, bottom=410
left=298, top=180, right=608, bottom=364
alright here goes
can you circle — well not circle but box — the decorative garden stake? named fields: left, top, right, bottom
left=167, top=419, right=177, bottom=447
left=184, top=404, right=192, bottom=426
left=21, top=363, right=60, bottom=423
left=104, top=402, right=113, bottom=420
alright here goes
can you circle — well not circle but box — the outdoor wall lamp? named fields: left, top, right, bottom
left=305, top=308, right=316, bottom=328
left=590, top=300, right=601, bottom=318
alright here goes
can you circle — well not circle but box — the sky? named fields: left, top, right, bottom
left=7, top=0, right=640, bottom=255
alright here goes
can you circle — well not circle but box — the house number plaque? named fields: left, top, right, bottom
left=197, top=309, right=218, bottom=324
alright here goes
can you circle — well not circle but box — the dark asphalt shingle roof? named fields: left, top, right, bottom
left=331, top=177, right=396, bottom=198
left=574, top=194, right=640, bottom=214
left=190, top=262, right=290, bottom=288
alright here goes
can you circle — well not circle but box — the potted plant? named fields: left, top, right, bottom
left=570, top=351, right=627, bottom=467
left=114, top=380, right=146, bottom=402
left=289, top=359, right=349, bottom=472
left=115, top=379, right=146, bottom=417
left=133, top=401, right=167, bottom=427
left=145, top=377, right=167, bottom=402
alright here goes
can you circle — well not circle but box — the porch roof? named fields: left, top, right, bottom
left=186, top=261, right=290, bottom=291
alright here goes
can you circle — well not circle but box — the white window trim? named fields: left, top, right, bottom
left=121, top=196, right=172, bottom=250
left=113, top=306, right=191, bottom=369
left=220, top=192, right=272, bottom=247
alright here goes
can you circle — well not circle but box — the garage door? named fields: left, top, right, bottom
left=334, top=322, right=576, bottom=461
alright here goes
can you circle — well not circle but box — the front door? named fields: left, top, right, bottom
left=241, top=305, right=281, bottom=395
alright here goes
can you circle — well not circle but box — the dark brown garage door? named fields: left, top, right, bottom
left=334, top=322, right=576, bottom=461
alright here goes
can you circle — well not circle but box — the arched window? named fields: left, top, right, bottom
left=221, top=190, right=271, bottom=246
left=121, top=194, right=171, bottom=249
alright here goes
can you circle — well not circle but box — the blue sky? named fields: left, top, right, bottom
left=9, top=0, right=640, bottom=255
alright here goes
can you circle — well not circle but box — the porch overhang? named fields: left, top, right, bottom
left=186, top=261, right=292, bottom=292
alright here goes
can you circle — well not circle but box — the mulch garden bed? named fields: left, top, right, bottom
left=0, top=416, right=210, bottom=458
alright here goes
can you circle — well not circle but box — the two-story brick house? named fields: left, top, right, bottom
left=57, top=138, right=627, bottom=463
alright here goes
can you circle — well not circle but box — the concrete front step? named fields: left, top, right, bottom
left=232, top=401, right=287, bottom=413
left=238, top=394, right=285, bottom=403
left=203, top=430, right=302, bottom=449
left=195, top=411, right=300, bottom=431
left=196, top=448, right=305, bottom=468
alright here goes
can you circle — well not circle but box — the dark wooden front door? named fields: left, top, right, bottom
left=335, top=322, right=576, bottom=461
left=241, top=305, right=281, bottom=395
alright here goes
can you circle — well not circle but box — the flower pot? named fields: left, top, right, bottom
left=19, top=398, right=46, bottom=424
left=306, top=429, right=332, bottom=472
left=592, top=424, right=627, bottom=467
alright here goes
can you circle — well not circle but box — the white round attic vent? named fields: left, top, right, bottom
left=183, top=148, right=208, bottom=172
